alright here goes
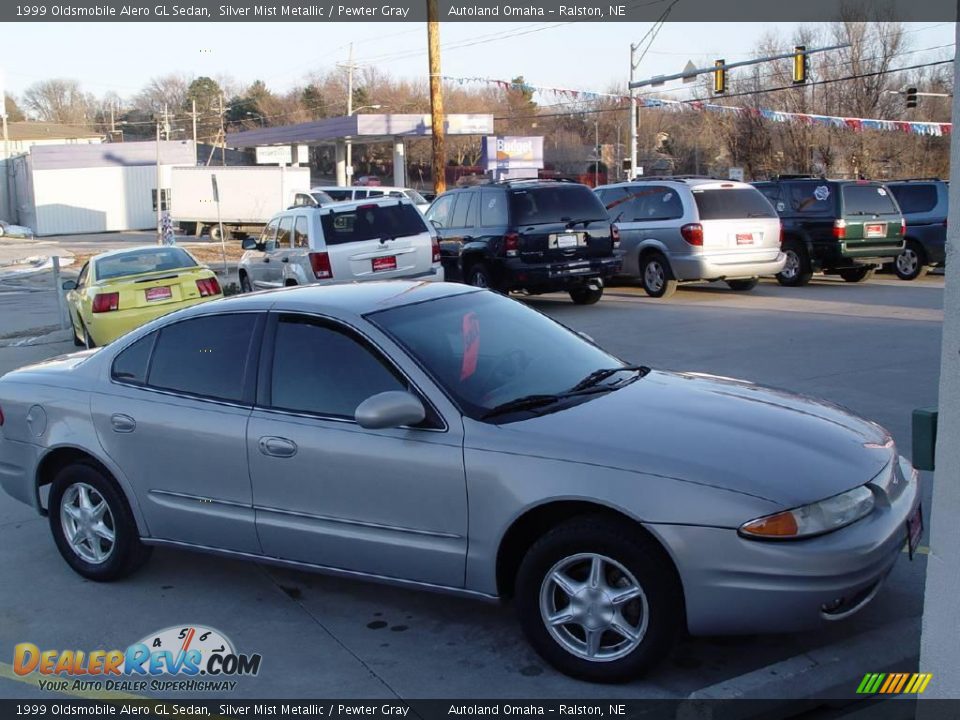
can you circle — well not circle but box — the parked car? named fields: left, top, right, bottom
left=884, top=179, right=948, bottom=281
left=237, top=196, right=443, bottom=292
left=311, top=185, right=430, bottom=212
left=62, top=246, right=222, bottom=348
left=289, top=189, right=335, bottom=209
left=0, top=220, right=34, bottom=239
left=595, top=178, right=785, bottom=298
left=753, top=177, right=905, bottom=286
left=425, top=179, right=621, bottom=305
left=0, top=281, right=921, bottom=682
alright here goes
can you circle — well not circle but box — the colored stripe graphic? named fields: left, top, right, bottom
left=857, top=672, right=933, bottom=694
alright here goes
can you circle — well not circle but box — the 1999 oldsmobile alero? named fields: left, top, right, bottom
left=0, top=281, right=921, bottom=681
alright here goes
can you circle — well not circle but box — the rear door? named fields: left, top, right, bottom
left=840, top=184, right=904, bottom=257
left=692, top=184, right=782, bottom=259
left=507, top=185, right=613, bottom=264
left=320, top=202, right=435, bottom=282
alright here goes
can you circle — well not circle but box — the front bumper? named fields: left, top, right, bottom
left=504, top=255, right=622, bottom=291
left=670, top=251, right=786, bottom=282
left=649, top=456, right=921, bottom=636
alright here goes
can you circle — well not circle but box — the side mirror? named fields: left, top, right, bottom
left=241, top=237, right=258, bottom=251
left=62, top=280, right=77, bottom=291
left=355, top=391, right=426, bottom=430
left=430, top=219, right=443, bottom=230
left=577, top=330, right=596, bottom=344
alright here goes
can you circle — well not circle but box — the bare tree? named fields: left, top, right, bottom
left=22, top=78, right=95, bottom=124
left=133, top=74, right=190, bottom=116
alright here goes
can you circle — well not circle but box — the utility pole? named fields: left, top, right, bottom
left=629, top=42, right=638, bottom=181
left=346, top=43, right=354, bottom=183
left=190, top=98, right=198, bottom=148
left=218, top=93, right=226, bottom=166
left=155, top=116, right=162, bottom=245
left=594, top=120, right=600, bottom=187
left=427, top=0, right=446, bottom=194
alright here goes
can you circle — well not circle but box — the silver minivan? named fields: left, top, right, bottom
left=238, top=197, right=443, bottom=291
left=595, top=178, right=785, bottom=298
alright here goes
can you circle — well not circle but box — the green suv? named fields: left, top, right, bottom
left=752, top=178, right=905, bottom=286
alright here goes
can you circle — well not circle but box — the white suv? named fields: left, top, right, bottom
left=238, top=197, right=444, bottom=292
left=311, top=186, right=430, bottom=212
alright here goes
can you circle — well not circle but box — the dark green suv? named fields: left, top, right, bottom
left=752, top=178, right=905, bottom=286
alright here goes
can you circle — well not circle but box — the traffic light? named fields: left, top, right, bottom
left=906, top=87, right=918, bottom=109
left=793, top=46, right=807, bottom=85
left=713, top=59, right=727, bottom=95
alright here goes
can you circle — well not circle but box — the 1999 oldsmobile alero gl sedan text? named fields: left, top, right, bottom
left=0, top=281, right=921, bottom=682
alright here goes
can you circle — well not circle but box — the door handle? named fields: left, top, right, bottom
left=258, top=436, right=298, bottom=458
left=110, top=414, right=136, bottom=433
left=281, top=257, right=289, bottom=263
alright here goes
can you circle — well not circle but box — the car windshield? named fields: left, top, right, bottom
left=842, top=185, right=901, bottom=216
left=320, top=202, right=428, bottom=245
left=509, top=185, right=609, bottom=225
left=368, top=291, right=628, bottom=421
left=95, top=248, right=197, bottom=281
left=311, top=191, right=334, bottom=205
left=693, top=188, right=778, bottom=220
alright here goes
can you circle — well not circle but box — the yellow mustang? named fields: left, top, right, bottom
left=63, top=246, right=223, bottom=347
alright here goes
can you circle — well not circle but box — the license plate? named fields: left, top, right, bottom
left=145, top=286, right=172, bottom=302
left=372, top=256, right=397, bottom=272
left=556, top=234, right=578, bottom=249
left=865, top=223, right=886, bottom=238
left=736, top=233, right=754, bottom=245
left=906, top=504, right=923, bottom=560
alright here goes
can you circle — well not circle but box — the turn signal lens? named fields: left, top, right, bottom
left=196, top=277, right=221, bottom=297
left=92, top=292, right=119, bottom=313
left=308, top=252, right=333, bottom=280
left=611, top=224, right=621, bottom=249
left=504, top=232, right=520, bottom=257
left=832, top=219, right=847, bottom=239
left=739, top=485, right=876, bottom=540
left=740, top=512, right=799, bottom=538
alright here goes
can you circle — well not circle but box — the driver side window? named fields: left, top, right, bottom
left=426, top=194, right=455, bottom=228
left=260, top=219, right=279, bottom=251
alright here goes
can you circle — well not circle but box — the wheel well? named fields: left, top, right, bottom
left=35, top=448, right=115, bottom=515
left=495, top=501, right=682, bottom=602
left=461, top=252, right=487, bottom=275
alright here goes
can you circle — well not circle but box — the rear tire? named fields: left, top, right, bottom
left=515, top=515, right=682, bottom=682
left=239, top=273, right=253, bottom=294
left=209, top=224, right=224, bottom=243
left=839, top=267, right=876, bottom=283
left=467, top=262, right=496, bottom=291
left=48, top=463, right=153, bottom=581
left=80, top=320, right=95, bottom=349
left=776, top=242, right=813, bottom=287
left=894, top=241, right=929, bottom=281
left=71, top=312, right=84, bottom=347
left=639, top=252, right=678, bottom=299
left=726, top=278, right=759, bottom=292
left=569, top=284, right=604, bottom=305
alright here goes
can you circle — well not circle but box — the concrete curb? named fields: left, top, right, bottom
left=680, top=617, right=920, bottom=719
left=0, top=328, right=73, bottom=348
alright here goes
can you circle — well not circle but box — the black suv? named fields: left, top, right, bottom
left=753, top=177, right=905, bottom=286
left=425, top=180, right=621, bottom=304
left=885, top=179, right=948, bottom=280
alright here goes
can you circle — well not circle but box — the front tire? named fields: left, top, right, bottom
left=639, top=252, right=678, bottom=299
left=726, top=278, right=759, bottom=292
left=569, top=284, right=604, bottom=305
left=48, top=463, right=152, bottom=581
left=894, top=241, right=929, bottom=281
left=209, top=224, right=224, bottom=243
left=839, top=266, right=876, bottom=283
left=515, top=516, right=682, bottom=682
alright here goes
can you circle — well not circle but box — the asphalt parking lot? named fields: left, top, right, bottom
left=0, top=264, right=943, bottom=700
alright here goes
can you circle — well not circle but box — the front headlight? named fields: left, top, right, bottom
left=739, top=485, right=876, bottom=540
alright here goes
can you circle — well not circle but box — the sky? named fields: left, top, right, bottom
left=2, top=21, right=955, bottom=107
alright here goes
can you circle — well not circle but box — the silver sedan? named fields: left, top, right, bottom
left=0, top=281, right=921, bottom=681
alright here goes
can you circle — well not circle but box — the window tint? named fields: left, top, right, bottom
left=148, top=314, right=257, bottom=402
left=325, top=190, right=351, bottom=201
left=367, top=190, right=385, bottom=198
left=596, top=187, right=627, bottom=210
left=451, top=192, right=475, bottom=228
left=310, top=191, right=333, bottom=205
left=320, top=204, right=428, bottom=245
left=260, top=219, right=279, bottom=250
left=509, top=186, right=608, bottom=225
left=479, top=189, right=509, bottom=226
left=353, top=190, right=368, bottom=199
left=270, top=316, right=405, bottom=418
left=294, top=216, right=309, bottom=248
left=404, top=189, right=427, bottom=205
left=842, top=185, right=900, bottom=216
left=693, top=188, right=777, bottom=220
left=426, top=194, right=456, bottom=228
left=111, top=332, right=157, bottom=385
left=889, top=184, right=939, bottom=214
left=787, top=183, right=835, bottom=214
left=95, top=248, right=198, bottom=281
left=277, top=216, right=293, bottom=249
left=755, top=184, right=783, bottom=208
left=620, top=185, right=684, bottom=221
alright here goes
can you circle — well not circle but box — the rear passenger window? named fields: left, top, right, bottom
left=597, top=187, right=628, bottom=211
left=451, top=193, right=475, bottom=228
left=479, top=190, right=508, bottom=226
left=787, top=184, right=834, bottom=214
left=294, top=217, right=309, bottom=248
left=111, top=332, right=157, bottom=385
left=277, top=216, right=293, bottom=249
left=147, top=314, right=258, bottom=403
left=626, top=186, right=683, bottom=221
left=889, top=185, right=938, bottom=214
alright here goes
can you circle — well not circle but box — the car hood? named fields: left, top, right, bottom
left=494, top=370, right=893, bottom=508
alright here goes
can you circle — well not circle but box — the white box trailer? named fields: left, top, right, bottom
left=171, top=165, right=310, bottom=241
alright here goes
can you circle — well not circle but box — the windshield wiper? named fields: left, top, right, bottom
left=481, top=387, right=612, bottom=420
left=569, top=365, right=649, bottom=392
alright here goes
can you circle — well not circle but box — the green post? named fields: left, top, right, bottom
left=912, top=408, right=938, bottom=472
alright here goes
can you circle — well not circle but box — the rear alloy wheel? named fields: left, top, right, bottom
left=894, top=241, right=929, bottom=281
left=839, top=267, right=876, bottom=283
left=467, top=262, right=495, bottom=291
left=516, top=516, right=681, bottom=682
left=569, top=284, right=604, bottom=305
left=726, top=278, right=759, bottom=292
left=639, top=253, right=678, bottom=299
left=776, top=243, right=813, bottom=287
left=209, top=224, right=225, bottom=243
left=48, top=463, right=152, bottom=581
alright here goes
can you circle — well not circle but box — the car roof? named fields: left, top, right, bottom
left=280, top=196, right=415, bottom=214
left=598, top=178, right=756, bottom=191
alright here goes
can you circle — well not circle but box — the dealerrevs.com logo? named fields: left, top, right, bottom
left=13, top=625, right=262, bottom=693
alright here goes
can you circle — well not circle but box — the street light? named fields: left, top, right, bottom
left=347, top=104, right=385, bottom=182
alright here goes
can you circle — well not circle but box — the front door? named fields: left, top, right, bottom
left=247, top=312, right=467, bottom=587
